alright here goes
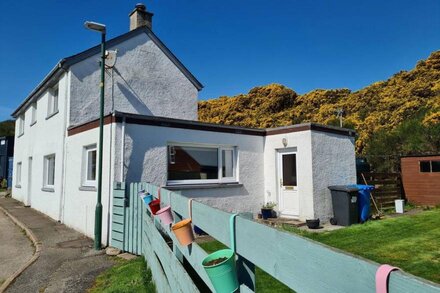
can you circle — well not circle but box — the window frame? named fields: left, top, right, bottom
left=18, top=114, right=25, bottom=136
left=420, top=160, right=440, bottom=173
left=16, top=162, right=22, bottom=187
left=167, top=143, right=238, bottom=185
left=82, top=144, right=97, bottom=187
left=47, top=84, right=59, bottom=118
left=43, top=154, right=56, bottom=189
left=30, top=102, right=37, bottom=125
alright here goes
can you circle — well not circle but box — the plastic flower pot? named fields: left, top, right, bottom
left=172, top=218, right=194, bottom=246
left=202, top=249, right=239, bottom=293
left=142, top=194, right=153, bottom=205
left=156, top=205, right=173, bottom=225
left=148, top=199, right=161, bottom=215
left=261, top=208, right=272, bottom=220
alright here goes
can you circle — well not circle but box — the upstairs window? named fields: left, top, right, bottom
left=83, top=145, right=97, bottom=187
left=167, top=144, right=237, bottom=185
left=420, top=160, right=440, bottom=173
left=47, top=85, right=59, bottom=117
left=18, top=115, right=24, bottom=136
left=31, top=102, right=37, bottom=125
left=43, top=154, right=56, bottom=188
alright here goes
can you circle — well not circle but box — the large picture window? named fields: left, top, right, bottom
left=167, top=144, right=237, bottom=184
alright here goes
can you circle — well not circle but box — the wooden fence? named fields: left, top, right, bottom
left=110, top=182, right=440, bottom=293
left=362, top=172, right=403, bottom=209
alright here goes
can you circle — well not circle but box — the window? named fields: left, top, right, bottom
left=16, top=162, right=22, bottom=187
left=282, top=153, right=297, bottom=186
left=43, top=154, right=56, bottom=188
left=167, top=144, right=237, bottom=184
left=420, top=160, right=440, bottom=173
left=18, top=115, right=24, bottom=136
left=31, top=102, right=37, bottom=125
left=83, top=145, right=97, bottom=186
left=47, top=85, right=59, bottom=117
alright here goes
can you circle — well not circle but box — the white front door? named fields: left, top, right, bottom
left=277, top=150, right=299, bottom=217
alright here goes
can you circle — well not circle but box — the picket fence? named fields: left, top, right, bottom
left=110, top=182, right=440, bottom=293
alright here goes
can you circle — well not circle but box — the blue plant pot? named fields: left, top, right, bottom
left=261, top=208, right=273, bottom=220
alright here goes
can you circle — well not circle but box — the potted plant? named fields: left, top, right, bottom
left=261, top=202, right=276, bottom=220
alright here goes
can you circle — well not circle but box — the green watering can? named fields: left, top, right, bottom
left=202, top=214, right=239, bottom=293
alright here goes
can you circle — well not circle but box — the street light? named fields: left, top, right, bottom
left=84, top=20, right=106, bottom=250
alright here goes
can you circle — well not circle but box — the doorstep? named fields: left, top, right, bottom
left=257, top=217, right=306, bottom=228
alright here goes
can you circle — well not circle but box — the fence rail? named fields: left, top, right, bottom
left=111, top=182, right=440, bottom=293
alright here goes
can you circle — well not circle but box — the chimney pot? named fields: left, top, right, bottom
left=129, top=3, right=153, bottom=31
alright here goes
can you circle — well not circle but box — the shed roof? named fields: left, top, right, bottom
left=12, top=26, right=203, bottom=117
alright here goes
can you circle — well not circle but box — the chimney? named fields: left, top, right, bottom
left=129, top=3, right=153, bottom=31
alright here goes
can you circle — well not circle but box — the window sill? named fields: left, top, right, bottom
left=15, top=185, right=21, bottom=188
left=41, top=187, right=55, bottom=192
left=79, top=186, right=97, bottom=192
left=30, top=121, right=37, bottom=127
left=46, top=110, right=59, bottom=120
left=165, top=182, right=243, bottom=190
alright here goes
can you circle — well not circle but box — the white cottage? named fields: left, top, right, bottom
left=11, top=4, right=356, bottom=245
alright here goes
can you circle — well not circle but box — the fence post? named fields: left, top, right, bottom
left=237, top=212, right=256, bottom=291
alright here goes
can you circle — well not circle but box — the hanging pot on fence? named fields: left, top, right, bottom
left=149, top=199, right=161, bottom=214
left=156, top=205, right=173, bottom=225
left=202, top=249, right=239, bottom=293
left=143, top=193, right=153, bottom=205
left=172, top=219, right=194, bottom=246
left=202, top=214, right=239, bottom=293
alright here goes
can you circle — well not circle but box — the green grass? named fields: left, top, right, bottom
left=283, top=208, right=440, bottom=284
left=199, top=241, right=294, bottom=292
left=88, top=257, right=156, bottom=293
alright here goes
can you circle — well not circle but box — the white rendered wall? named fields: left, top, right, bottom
left=121, top=123, right=265, bottom=213
left=311, top=132, right=356, bottom=221
left=263, top=131, right=315, bottom=221
left=12, top=73, right=69, bottom=221
left=63, top=123, right=115, bottom=244
left=69, top=33, right=199, bottom=127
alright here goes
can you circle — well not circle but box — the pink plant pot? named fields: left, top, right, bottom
left=156, top=206, right=173, bottom=225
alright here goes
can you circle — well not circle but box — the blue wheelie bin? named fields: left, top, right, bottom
left=350, top=184, right=374, bottom=223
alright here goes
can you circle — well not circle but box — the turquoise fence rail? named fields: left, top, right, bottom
left=111, top=182, right=440, bottom=293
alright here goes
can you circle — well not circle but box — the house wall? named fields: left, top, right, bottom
left=263, top=131, right=315, bottom=220
left=120, top=123, right=265, bottom=213
left=69, top=33, right=199, bottom=127
left=401, top=156, right=440, bottom=205
left=12, top=73, right=70, bottom=221
left=63, top=123, right=115, bottom=243
left=311, top=132, right=356, bottom=221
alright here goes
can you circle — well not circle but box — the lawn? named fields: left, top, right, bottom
left=283, top=208, right=440, bottom=284
left=88, top=257, right=156, bottom=293
left=199, top=241, right=294, bottom=293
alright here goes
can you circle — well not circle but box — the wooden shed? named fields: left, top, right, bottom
left=401, top=155, right=440, bottom=205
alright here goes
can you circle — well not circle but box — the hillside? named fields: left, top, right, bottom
left=199, top=51, right=440, bottom=161
left=0, top=120, right=15, bottom=137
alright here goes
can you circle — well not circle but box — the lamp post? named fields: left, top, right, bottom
left=84, top=21, right=106, bottom=250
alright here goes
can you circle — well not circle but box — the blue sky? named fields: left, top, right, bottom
left=0, top=1, right=439, bottom=121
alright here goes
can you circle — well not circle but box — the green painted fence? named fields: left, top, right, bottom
left=110, top=182, right=440, bottom=293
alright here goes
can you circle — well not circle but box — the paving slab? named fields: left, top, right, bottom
left=0, top=210, right=34, bottom=286
left=0, top=197, right=115, bottom=293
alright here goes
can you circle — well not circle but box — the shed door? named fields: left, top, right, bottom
left=277, top=150, right=299, bottom=217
